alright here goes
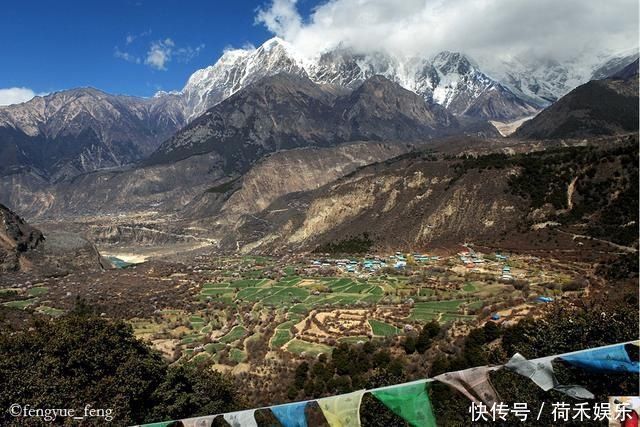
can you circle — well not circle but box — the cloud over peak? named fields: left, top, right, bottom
left=255, top=0, right=639, bottom=62
left=0, top=87, right=47, bottom=106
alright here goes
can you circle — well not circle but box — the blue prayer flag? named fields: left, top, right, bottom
left=271, top=402, right=308, bottom=427
left=561, top=344, right=639, bottom=373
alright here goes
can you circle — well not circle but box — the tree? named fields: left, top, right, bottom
left=402, top=336, right=416, bottom=354
left=415, top=320, right=440, bottom=353
left=294, top=361, right=309, bottom=389
left=483, top=321, right=501, bottom=342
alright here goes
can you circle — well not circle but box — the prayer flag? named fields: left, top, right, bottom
left=371, top=380, right=437, bottom=427
left=561, top=345, right=639, bottom=373
left=434, top=366, right=501, bottom=406
left=505, top=353, right=594, bottom=399
left=271, top=402, right=308, bottom=427
left=318, top=390, right=365, bottom=427
left=223, top=410, right=257, bottom=427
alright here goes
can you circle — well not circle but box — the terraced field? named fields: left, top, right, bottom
left=286, top=339, right=333, bottom=357
left=368, top=319, right=400, bottom=337
left=199, top=276, right=385, bottom=308
left=220, top=325, right=247, bottom=343
left=270, top=329, right=292, bottom=348
left=409, top=300, right=475, bottom=323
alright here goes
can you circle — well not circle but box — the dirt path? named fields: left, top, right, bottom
left=566, top=176, right=577, bottom=210
left=556, top=229, right=638, bottom=253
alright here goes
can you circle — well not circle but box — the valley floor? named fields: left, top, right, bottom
left=0, top=244, right=596, bottom=404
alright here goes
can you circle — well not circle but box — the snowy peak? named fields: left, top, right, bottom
left=431, top=51, right=475, bottom=75
left=175, top=38, right=541, bottom=121
left=478, top=48, right=639, bottom=107
left=180, top=37, right=308, bottom=121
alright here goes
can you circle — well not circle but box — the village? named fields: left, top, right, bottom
left=0, top=243, right=588, bottom=379
left=118, top=244, right=584, bottom=368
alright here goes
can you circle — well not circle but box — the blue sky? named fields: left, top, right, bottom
left=0, top=0, right=318, bottom=98
left=1, top=0, right=636, bottom=105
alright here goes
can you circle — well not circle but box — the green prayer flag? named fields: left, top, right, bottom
left=371, top=380, right=436, bottom=427
left=318, top=390, right=365, bottom=427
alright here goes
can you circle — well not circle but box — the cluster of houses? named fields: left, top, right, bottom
left=309, top=252, right=442, bottom=274
left=310, top=258, right=388, bottom=273
left=389, top=252, right=441, bottom=269
left=458, top=250, right=487, bottom=272
left=501, top=265, right=513, bottom=281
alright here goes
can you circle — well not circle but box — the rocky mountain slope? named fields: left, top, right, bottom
left=3, top=73, right=463, bottom=219
left=181, top=141, right=411, bottom=223
left=514, top=63, right=639, bottom=140
left=222, top=136, right=638, bottom=256
left=80, top=141, right=411, bottom=246
left=0, top=88, right=185, bottom=179
left=1, top=203, right=106, bottom=273
left=0, top=203, right=44, bottom=271
left=147, top=74, right=459, bottom=167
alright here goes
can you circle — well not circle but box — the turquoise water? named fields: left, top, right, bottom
left=106, top=256, right=132, bottom=269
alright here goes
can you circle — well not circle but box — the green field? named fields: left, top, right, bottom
left=368, top=319, right=400, bottom=336
left=2, top=299, right=37, bottom=309
left=230, top=279, right=268, bottom=288
left=229, top=348, right=247, bottom=363
left=276, top=318, right=301, bottom=331
left=270, top=329, right=292, bottom=348
left=205, top=343, right=226, bottom=354
left=35, top=306, right=64, bottom=316
left=27, top=287, right=49, bottom=297
left=289, top=304, right=309, bottom=315
left=286, top=339, right=332, bottom=357
left=463, top=282, right=477, bottom=292
left=410, top=300, right=475, bottom=323
left=219, top=325, right=247, bottom=343
left=197, top=273, right=401, bottom=311
left=338, top=336, right=370, bottom=344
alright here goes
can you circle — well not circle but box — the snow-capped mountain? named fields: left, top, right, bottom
left=1, top=36, right=635, bottom=181
left=174, top=38, right=540, bottom=121
left=181, top=38, right=308, bottom=121
left=477, top=49, right=640, bottom=106
left=173, top=38, right=638, bottom=123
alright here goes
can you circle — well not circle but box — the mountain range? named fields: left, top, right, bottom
left=0, top=74, right=470, bottom=218
left=0, top=88, right=185, bottom=179
left=0, top=35, right=636, bottom=260
left=148, top=73, right=459, bottom=167
left=515, top=59, right=639, bottom=139
left=0, top=37, right=636, bottom=182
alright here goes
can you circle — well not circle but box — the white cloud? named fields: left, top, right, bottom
left=0, top=87, right=47, bottom=106
left=176, top=44, right=205, bottom=63
left=125, top=29, right=152, bottom=45
left=114, top=37, right=205, bottom=71
left=114, top=47, right=141, bottom=64
left=145, top=38, right=175, bottom=70
left=255, top=0, right=639, bottom=62
left=255, top=0, right=302, bottom=41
